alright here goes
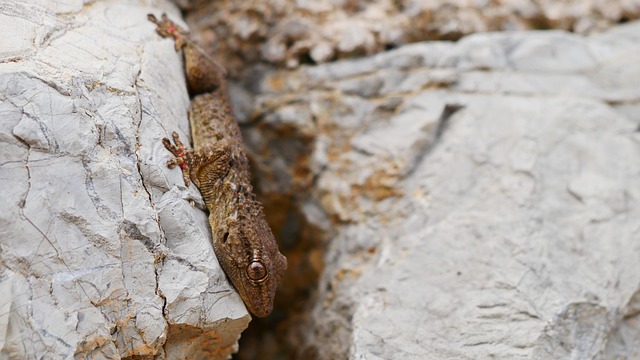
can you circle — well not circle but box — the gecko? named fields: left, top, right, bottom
left=148, top=14, right=287, bottom=318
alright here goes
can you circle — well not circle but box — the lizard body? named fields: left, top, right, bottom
left=149, top=14, right=287, bottom=318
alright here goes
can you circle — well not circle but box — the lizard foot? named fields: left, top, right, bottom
left=147, top=13, right=187, bottom=51
left=162, top=131, right=197, bottom=187
left=162, top=132, right=233, bottom=188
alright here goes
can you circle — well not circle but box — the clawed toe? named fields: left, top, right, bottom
left=166, top=157, right=184, bottom=169
left=162, top=132, right=193, bottom=187
left=162, top=132, right=186, bottom=156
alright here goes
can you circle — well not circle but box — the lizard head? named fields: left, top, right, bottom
left=214, top=212, right=287, bottom=318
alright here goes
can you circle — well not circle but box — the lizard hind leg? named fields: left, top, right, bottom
left=147, top=13, right=187, bottom=51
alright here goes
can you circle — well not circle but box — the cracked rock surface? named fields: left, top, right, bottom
left=0, top=1, right=249, bottom=359
left=241, top=21, right=640, bottom=359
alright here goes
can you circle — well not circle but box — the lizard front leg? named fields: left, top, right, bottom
left=162, top=132, right=231, bottom=189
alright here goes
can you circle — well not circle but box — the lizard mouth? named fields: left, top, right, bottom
left=239, top=280, right=275, bottom=318
left=245, top=297, right=272, bottom=318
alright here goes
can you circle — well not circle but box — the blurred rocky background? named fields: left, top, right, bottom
left=178, top=0, right=640, bottom=71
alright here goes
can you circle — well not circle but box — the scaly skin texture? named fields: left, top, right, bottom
left=149, top=14, right=287, bottom=318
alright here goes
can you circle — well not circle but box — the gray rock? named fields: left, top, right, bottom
left=0, top=1, right=249, bottom=359
left=183, top=0, right=640, bottom=71
left=250, top=21, right=640, bottom=359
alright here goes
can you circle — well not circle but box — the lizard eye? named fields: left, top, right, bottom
left=247, top=261, right=267, bottom=282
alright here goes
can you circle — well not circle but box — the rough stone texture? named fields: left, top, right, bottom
left=241, top=21, right=640, bottom=359
left=0, top=1, right=249, bottom=359
left=180, top=0, right=640, bottom=72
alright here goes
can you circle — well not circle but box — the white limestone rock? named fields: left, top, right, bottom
left=181, top=0, right=640, bottom=73
left=0, top=1, right=249, bottom=359
left=251, top=21, right=640, bottom=359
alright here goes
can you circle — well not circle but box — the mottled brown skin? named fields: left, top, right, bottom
left=149, top=14, right=287, bottom=317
